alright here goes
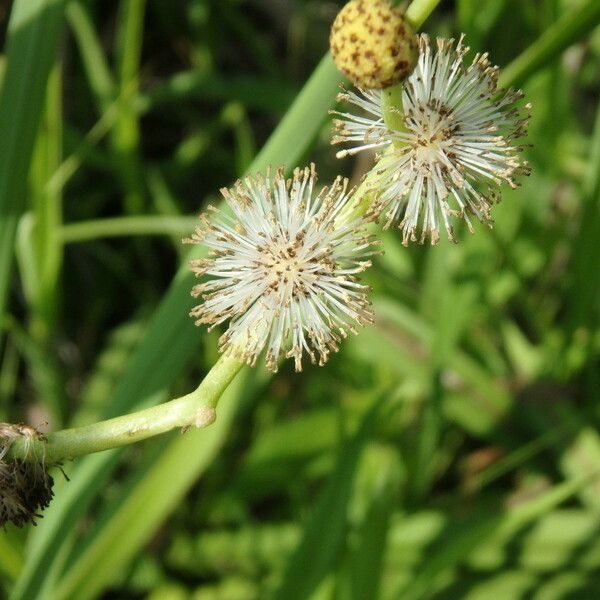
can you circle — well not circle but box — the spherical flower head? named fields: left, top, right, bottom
left=0, top=424, right=54, bottom=528
left=330, top=0, right=419, bottom=89
left=185, top=165, right=378, bottom=373
left=332, top=34, right=531, bottom=245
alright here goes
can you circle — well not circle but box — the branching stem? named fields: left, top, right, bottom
left=7, top=353, right=243, bottom=462
left=3, top=0, right=444, bottom=466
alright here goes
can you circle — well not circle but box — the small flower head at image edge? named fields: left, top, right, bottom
left=184, top=165, right=380, bottom=373
left=0, top=424, right=54, bottom=528
left=332, top=34, right=531, bottom=245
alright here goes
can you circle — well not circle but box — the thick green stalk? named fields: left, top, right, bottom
left=405, top=0, right=442, bottom=28
left=381, top=83, right=408, bottom=142
left=8, top=354, right=243, bottom=463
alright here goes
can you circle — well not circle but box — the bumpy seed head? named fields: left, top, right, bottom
left=330, top=0, right=419, bottom=89
left=0, top=423, right=54, bottom=528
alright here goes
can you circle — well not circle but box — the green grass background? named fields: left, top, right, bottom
left=1, top=0, right=600, bottom=598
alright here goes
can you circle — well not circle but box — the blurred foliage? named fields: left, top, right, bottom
left=1, top=0, right=600, bottom=598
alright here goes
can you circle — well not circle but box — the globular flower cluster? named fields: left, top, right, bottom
left=332, top=34, right=531, bottom=244
left=185, top=165, right=378, bottom=372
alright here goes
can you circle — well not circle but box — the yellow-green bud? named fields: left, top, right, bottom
left=330, top=0, right=419, bottom=89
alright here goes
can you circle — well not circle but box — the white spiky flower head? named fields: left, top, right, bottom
left=185, top=165, right=378, bottom=373
left=332, top=34, right=531, bottom=245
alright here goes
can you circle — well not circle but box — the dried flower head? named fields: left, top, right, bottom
left=185, top=165, right=378, bottom=372
left=332, top=34, right=531, bottom=244
left=330, top=0, right=419, bottom=89
left=0, top=424, right=54, bottom=528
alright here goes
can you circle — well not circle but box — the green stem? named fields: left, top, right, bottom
left=405, top=0, right=442, bottom=29
left=381, top=83, right=408, bottom=144
left=61, top=215, right=197, bottom=243
left=7, top=353, right=243, bottom=462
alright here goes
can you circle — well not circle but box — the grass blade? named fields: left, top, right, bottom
left=395, top=476, right=595, bottom=600
left=271, top=396, right=387, bottom=600
left=0, top=531, right=22, bottom=582
left=499, top=0, right=600, bottom=88
left=0, top=0, right=66, bottom=346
